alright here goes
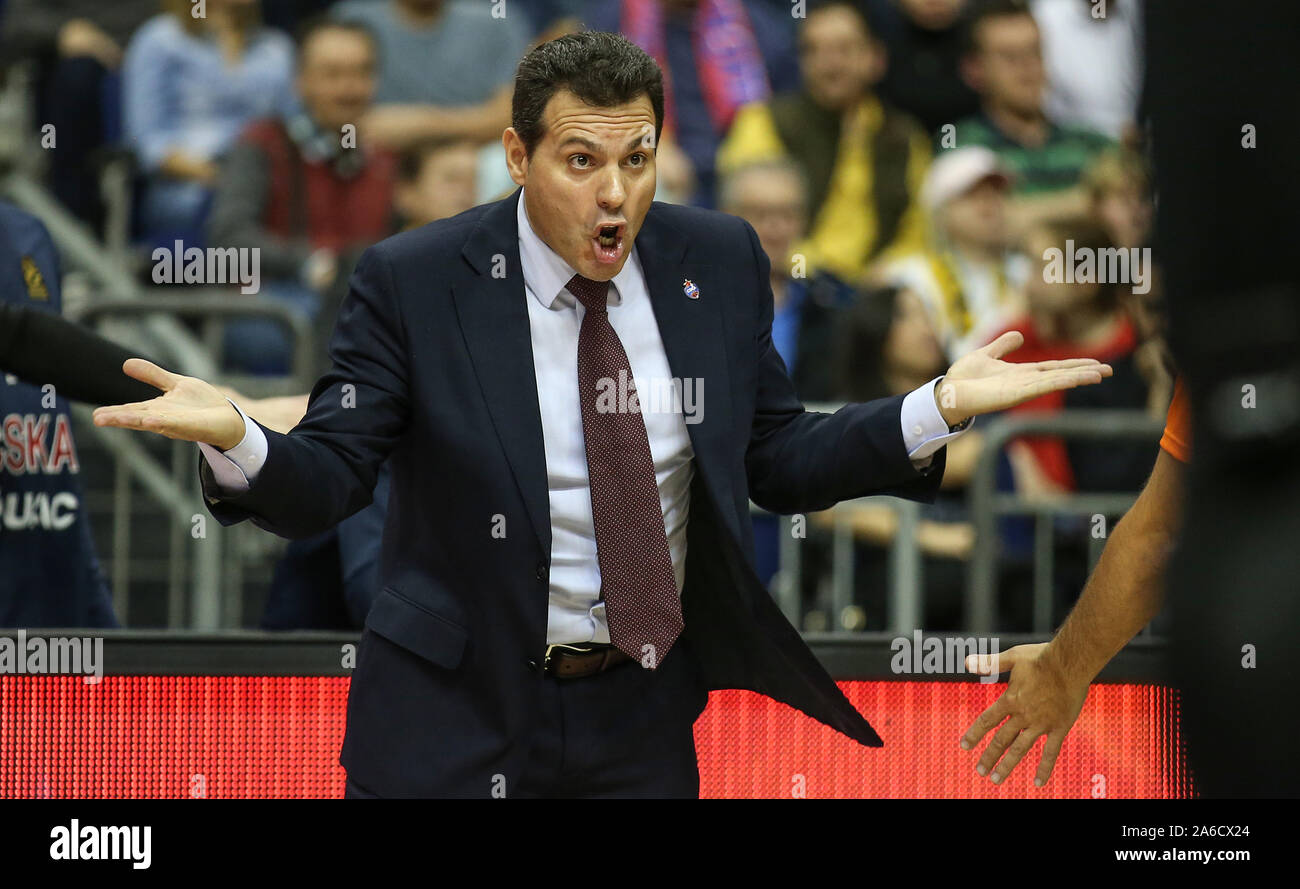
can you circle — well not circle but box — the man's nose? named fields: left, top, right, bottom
left=596, top=166, right=627, bottom=211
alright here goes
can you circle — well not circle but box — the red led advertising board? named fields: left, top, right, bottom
left=0, top=676, right=1191, bottom=798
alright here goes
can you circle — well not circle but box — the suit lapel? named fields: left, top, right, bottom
left=453, top=194, right=740, bottom=558
left=635, top=206, right=737, bottom=532
left=454, top=189, right=552, bottom=555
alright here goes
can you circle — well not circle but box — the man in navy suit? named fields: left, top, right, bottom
left=95, top=32, right=1111, bottom=798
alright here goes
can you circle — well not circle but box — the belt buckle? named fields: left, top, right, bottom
left=543, top=642, right=596, bottom=674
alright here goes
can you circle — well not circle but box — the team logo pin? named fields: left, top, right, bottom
left=683, top=279, right=700, bottom=300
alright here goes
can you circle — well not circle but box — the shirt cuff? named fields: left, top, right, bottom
left=196, top=399, right=268, bottom=494
left=901, top=376, right=974, bottom=468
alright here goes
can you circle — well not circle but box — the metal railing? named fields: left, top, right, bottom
left=758, top=400, right=931, bottom=634
left=755, top=404, right=1164, bottom=637
left=69, top=296, right=312, bottom=628
left=73, top=293, right=316, bottom=395
left=0, top=66, right=325, bottom=628
left=965, top=410, right=1165, bottom=633
left=757, top=498, right=922, bottom=634
left=2, top=171, right=312, bottom=628
left=1, top=174, right=219, bottom=381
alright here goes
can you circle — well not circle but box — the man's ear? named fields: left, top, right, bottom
left=503, top=127, right=528, bottom=187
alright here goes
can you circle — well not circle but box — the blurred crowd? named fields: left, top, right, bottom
left=0, top=0, right=1171, bottom=633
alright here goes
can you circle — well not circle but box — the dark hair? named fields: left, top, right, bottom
left=833, top=285, right=905, bottom=403
left=397, top=136, right=478, bottom=182
left=295, top=15, right=379, bottom=67
left=802, top=0, right=876, bottom=41
left=1031, top=216, right=1124, bottom=310
left=962, top=0, right=1036, bottom=55
left=511, top=31, right=664, bottom=157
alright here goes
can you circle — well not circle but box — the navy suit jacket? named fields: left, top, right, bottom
left=202, top=188, right=946, bottom=796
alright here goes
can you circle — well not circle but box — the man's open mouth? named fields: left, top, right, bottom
left=592, top=223, right=626, bottom=264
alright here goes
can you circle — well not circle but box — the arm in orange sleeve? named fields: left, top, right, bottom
left=1159, top=376, right=1192, bottom=463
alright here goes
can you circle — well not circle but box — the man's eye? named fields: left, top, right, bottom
left=627, top=153, right=646, bottom=167
left=571, top=155, right=590, bottom=168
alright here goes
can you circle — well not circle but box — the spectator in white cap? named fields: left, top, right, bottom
left=872, top=145, right=1028, bottom=361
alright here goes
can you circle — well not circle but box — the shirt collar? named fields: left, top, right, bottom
left=977, top=110, right=1061, bottom=149
left=516, top=188, right=638, bottom=310
left=287, top=111, right=367, bottom=176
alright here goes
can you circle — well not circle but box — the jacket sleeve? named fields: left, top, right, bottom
left=206, top=137, right=314, bottom=280
left=741, top=219, right=944, bottom=514
left=200, top=245, right=411, bottom=537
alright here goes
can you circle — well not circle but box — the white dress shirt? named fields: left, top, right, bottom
left=199, top=189, right=972, bottom=643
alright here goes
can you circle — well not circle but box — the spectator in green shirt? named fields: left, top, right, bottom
left=949, top=0, right=1113, bottom=241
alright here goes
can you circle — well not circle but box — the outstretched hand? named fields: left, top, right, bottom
left=959, top=643, right=1090, bottom=787
left=92, top=359, right=247, bottom=451
left=935, top=331, right=1113, bottom=427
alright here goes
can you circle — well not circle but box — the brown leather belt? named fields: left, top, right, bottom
left=543, top=643, right=634, bottom=679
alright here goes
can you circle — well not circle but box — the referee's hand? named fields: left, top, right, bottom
left=92, top=359, right=247, bottom=451
left=958, top=643, right=1090, bottom=788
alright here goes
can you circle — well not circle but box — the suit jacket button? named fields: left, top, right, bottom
left=535, top=564, right=548, bottom=580
left=526, top=659, right=540, bottom=673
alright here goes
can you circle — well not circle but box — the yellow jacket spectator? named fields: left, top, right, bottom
left=717, top=1, right=930, bottom=281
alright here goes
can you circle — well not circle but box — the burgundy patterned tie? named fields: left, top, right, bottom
left=567, top=273, right=683, bottom=668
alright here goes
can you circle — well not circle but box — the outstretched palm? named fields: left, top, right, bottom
left=936, top=331, right=1112, bottom=426
left=92, top=359, right=246, bottom=450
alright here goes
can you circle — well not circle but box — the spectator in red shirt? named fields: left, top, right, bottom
left=994, top=217, right=1148, bottom=495
left=208, top=17, right=398, bottom=376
